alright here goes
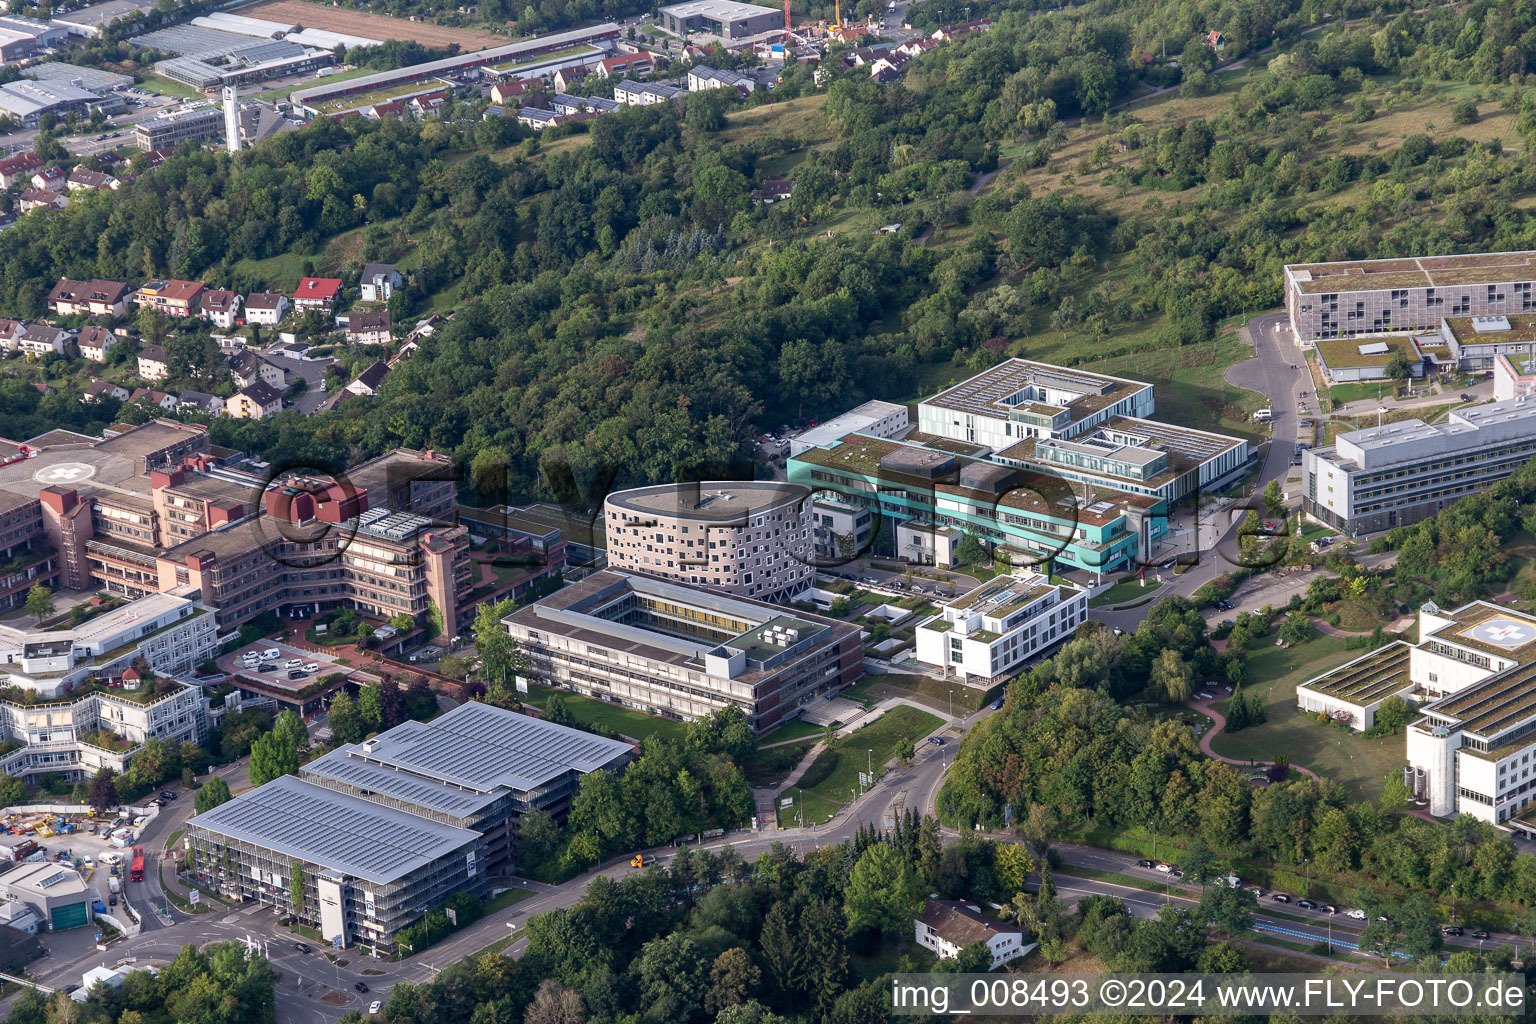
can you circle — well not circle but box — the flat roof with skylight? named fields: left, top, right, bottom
left=184, top=774, right=482, bottom=887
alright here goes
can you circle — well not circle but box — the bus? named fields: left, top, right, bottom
left=129, top=847, right=144, bottom=883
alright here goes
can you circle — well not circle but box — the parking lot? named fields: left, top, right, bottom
left=0, top=801, right=177, bottom=910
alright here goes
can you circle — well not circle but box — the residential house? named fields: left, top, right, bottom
left=198, top=289, right=242, bottom=329
left=129, top=388, right=178, bottom=412
left=243, top=292, right=289, bottom=325
left=345, top=360, right=389, bottom=396
left=365, top=99, right=406, bottom=120
left=82, top=380, right=129, bottom=403
left=869, top=52, right=910, bottom=79
left=292, top=278, right=342, bottom=313
left=66, top=168, right=117, bottom=192
left=751, top=179, right=793, bottom=204
left=137, top=343, right=168, bottom=381
left=489, top=80, right=527, bottom=105
left=227, top=380, right=283, bottom=419
left=75, top=326, right=121, bottom=361
left=228, top=350, right=288, bottom=390
left=344, top=311, right=392, bottom=345
left=551, top=66, right=588, bottom=93
left=595, top=51, right=655, bottom=78
left=549, top=93, right=591, bottom=116
left=16, top=323, right=66, bottom=356
left=895, top=38, right=937, bottom=57
left=28, top=166, right=65, bottom=192
left=846, top=45, right=891, bottom=66
left=914, top=900, right=1028, bottom=970
left=517, top=107, right=559, bottom=130
left=133, top=279, right=205, bottom=318
left=930, top=18, right=991, bottom=40
left=359, top=264, right=402, bottom=303
left=0, top=151, right=44, bottom=188
left=17, top=189, right=66, bottom=212
left=1206, top=29, right=1224, bottom=49
left=47, top=278, right=130, bottom=317
left=612, top=80, right=682, bottom=105
left=583, top=96, right=619, bottom=113
left=687, top=66, right=754, bottom=93
left=410, top=92, right=446, bottom=118
left=176, top=390, right=223, bottom=415
left=0, top=319, right=22, bottom=351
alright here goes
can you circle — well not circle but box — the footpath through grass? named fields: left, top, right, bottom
left=792, top=705, right=944, bottom=824
left=1209, top=632, right=1401, bottom=802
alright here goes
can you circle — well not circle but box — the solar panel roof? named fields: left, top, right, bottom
left=350, top=701, right=632, bottom=794
left=188, top=774, right=481, bottom=886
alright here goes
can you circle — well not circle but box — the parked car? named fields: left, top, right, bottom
left=1321, top=905, right=1337, bottom=914
left=1298, top=899, right=1317, bottom=909
left=927, top=736, right=945, bottom=746
left=1136, top=859, right=1153, bottom=868
left=1248, top=887, right=1265, bottom=897
left=1443, top=926, right=1464, bottom=936
left=1155, top=863, right=1173, bottom=873
left=159, top=790, right=176, bottom=801
left=1169, top=868, right=1183, bottom=877
left=990, top=698, right=1004, bottom=710
left=1270, top=894, right=1291, bottom=903
left=369, top=1002, right=381, bottom=1015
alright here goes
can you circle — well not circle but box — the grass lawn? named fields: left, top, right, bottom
left=483, top=886, right=535, bottom=914
left=136, top=73, right=203, bottom=100
left=1210, top=632, right=1401, bottom=801
left=520, top=683, right=690, bottom=745
left=744, top=740, right=814, bottom=788
left=758, top=718, right=825, bottom=745
left=802, top=705, right=944, bottom=810
left=1089, top=575, right=1163, bottom=607
left=842, top=672, right=982, bottom=716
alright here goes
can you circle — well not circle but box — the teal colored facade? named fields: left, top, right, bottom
left=787, top=438, right=1168, bottom=575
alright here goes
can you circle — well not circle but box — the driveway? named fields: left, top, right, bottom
left=261, top=348, right=336, bottom=415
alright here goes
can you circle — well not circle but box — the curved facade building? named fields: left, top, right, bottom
left=604, top=481, right=813, bottom=602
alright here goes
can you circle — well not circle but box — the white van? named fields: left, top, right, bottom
left=261, top=648, right=281, bottom=661
left=1252, top=408, right=1272, bottom=422
left=284, top=658, right=303, bottom=669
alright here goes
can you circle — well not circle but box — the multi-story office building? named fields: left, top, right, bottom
left=791, top=400, right=910, bottom=456
left=133, top=105, right=222, bottom=151
left=1354, top=602, right=1536, bottom=825
left=604, top=481, right=814, bottom=602
left=186, top=701, right=630, bottom=953
left=0, top=424, right=511, bottom=639
left=918, top=360, right=1155, bottom=450
left=658, top=0, right=782, bottom=40
left=1301, top=396, right=1536, bottom=535
left=913, top=572, right=1087, bottom=685
left=186, top=774, right=486, bottom=955
left=915, top=360, right=1249, bottom=503
left=0, top=679, right=207, bottom=782
left=1438, top=313, right=1536, bottom=371
left=300, top=702, right=632, bottom=874
left=0, top=587, right=216, bottom=697
left=1283, top=251, right=1536, bottom=343
left=789, top=433, right=1164, bottom=576
left=809, top=496, right=874, bottom=561
left=503, top=570, right=863, bottom=734
left=0, top=490, right=55, bottom=613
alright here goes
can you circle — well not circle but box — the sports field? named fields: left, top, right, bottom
left=240, top=0, right=506, bottom=49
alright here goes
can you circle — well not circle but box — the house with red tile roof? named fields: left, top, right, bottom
left=293, top=278, right=343, bottom=312
left=133, top=279, right=205, bottom=317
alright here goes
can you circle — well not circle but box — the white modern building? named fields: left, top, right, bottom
left=790, top=399, right=909, bottom=456
left=1301, top=395, right=1536, bottom=535
left=915, top=899, right=1028, bottom=969
left=914, top=572, right=1086, bottom=685
left=809, top=496, right=874, bottom=562
left=917, top=360, right=1250, bottom=503
left=1296, top=641, right=1414, bottom=731
left=0, top=588, right=216, bottom=697
left=1494, top=353, right=1536, bottom=402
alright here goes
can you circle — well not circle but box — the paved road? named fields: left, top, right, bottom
left=1089, top=311, right=1306, bottom=634
left=260, top=347, right=337, bottom=415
